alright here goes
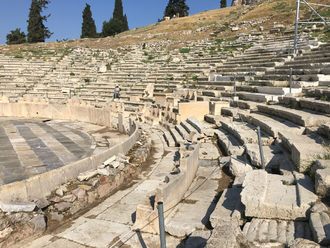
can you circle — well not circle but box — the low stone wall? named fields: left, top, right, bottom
left=0, top=99, right=139, bottom=201
left=135, top=142, right=199, bottom=233
left=156, top=142, right=199, bottom=210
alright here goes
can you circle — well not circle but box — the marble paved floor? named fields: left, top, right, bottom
left=0, top=117, right=125, bottom=186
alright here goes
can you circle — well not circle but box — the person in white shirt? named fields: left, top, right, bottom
left=114, top=86, right=120, bottom=99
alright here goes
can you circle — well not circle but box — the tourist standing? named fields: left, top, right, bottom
left=114, top=86, right=120, bottom=99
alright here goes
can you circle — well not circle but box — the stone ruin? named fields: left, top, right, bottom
left=0, top=26, right=329, bottom=247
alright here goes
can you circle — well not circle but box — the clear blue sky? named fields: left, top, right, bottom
left=0, top=0, right=233, bottom=45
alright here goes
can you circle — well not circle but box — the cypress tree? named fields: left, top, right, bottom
left=164, top=0, right=189, bottom=18
left=27, top=0, right=52, bottom=43
left=6, top=28, right=26, bottom=45
left=112, top=0, right=129, bottom=32
left=81, top=3, right=97, bottom=38
left=220, top=0, right=227, bottom=8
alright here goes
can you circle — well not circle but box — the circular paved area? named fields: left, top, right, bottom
left=0, top=118, right=104, bottom=185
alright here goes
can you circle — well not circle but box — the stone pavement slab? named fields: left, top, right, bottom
left=96, top=203, right=137, bottom=225
left=43, top=238, right=86, bottom=248
left=196, top=166, right=222, bottom=180
left=18, top=234, right=54, bottom=248
left=199, top=142, right=220, bottom=160
left=62, top=219, right=130, bottom=248
left=165, top=201, right=216, bottom=237
left=83, top=188, right=132, bottom=218
left=185, top=179, right=218, bottom=202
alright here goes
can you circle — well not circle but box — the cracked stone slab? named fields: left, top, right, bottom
left=63, top=219, right=130, bottom=248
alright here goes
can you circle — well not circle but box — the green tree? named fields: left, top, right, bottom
left=6, top=28, right=26, bottom=45
left=164, top=0, right=189, bottom=18
left=101, top=18, right=123, bottom=37
left=27, top=0, right=52, bottom=43
left=220, top=0, right=227, bottom=8
left=81, top=3, right=97, bottom=38
left=112, top=0, right=129, bottom=32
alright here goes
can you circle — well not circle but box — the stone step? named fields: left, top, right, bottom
left=169, top=128, right=184, bottom=146
left=180, top=121, right=204, bottom=139
left=163, top=130, right=175, bottom=147
left=244, top=218, right=312, bottom=245
left=266, top=68, right=322, bottom=75
left=238, top=111, right=305, bottom=138
left=257, top=104, right=330, bottom=127
left=209, top=188, right=243, bottom=228
left=186, top=117, right=215, bottom=137
left=220, top=120, right=258, bottom=145
left=214, top=128, right=244, bottom=156
left=310, top=211, right=330, bottom=246
left=278, top=131, right=328, bottom=172
left=230, top=99, right=258, bottom=110
left=175, top=124, right=190, bottom=141
left=237, top=92, right=282, bottom=103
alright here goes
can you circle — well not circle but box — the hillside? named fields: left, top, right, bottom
left=0, top=0, right=329, bottom=54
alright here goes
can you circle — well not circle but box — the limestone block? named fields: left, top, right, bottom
left=210, top=188, right=243, bottom=228
left=0, top=201, right=36, bottom=212
left=241, top=170, right=267, bottom=217
left=292, top=142, right=327, bottom=173
left=101, top=155, right=116, bottom=167
left=77, top=169, right=98, bottom=181
left=72, top=187, right=86, bottom=200
left=0, top=227, right=13, bottom=239
left=309, top=212, right=328, bottom=245
left=229, top=155, right=254, bottom=177
left=242, top=171, right=317, bottom=220
left=289, top=238, right=321, bottom=248
left=313, top=160, right=330, bottom=174
left=56, top=202, right=71, bottom=211
left=97, top=168, right=110, bottom=176
left=50, top=212, right=64, bottom=222
left=56, top=185, right=68, bottom=196
left=315, top=168, right=330, bottom=196
left=98, top=65, right=107, bottom=73
left=205, top=222, right=249, bottom=248
left=110, top=161, right=120, bottom=168
left=34, top=199, right=50, bottom=209
left=62, top=194, right=76, bottom=202
left=245, top=144, right=285, bottom=169
left=310, top=202, right=328, bottom=214
left=30, top=215, right=47, bottom=233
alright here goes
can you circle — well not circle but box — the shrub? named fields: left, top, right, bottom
left=180, top=48, right=190, bottom=53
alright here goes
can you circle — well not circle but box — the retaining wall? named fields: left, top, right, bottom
left=0, top=99, right=139, bottom=201
left=135, top=142, right=200, bottom=234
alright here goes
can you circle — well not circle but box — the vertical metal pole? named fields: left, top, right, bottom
left=158, top=202, right=166, bottom=248
left=294, top=0, right=300, bottom=54
left=290, top=68, right=292, bottom=93
left=257, top=126, right=265, bottom=170
left=234, top=75, right=237, bottom=97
